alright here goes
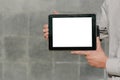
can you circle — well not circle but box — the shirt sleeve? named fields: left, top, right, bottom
left=106, top=58, right=120, bottom=76
left=97, top=0, right=109, bottom=40
left=99, top=0, right=120, bottom=76
left=97, top=0, right=109, bottom=30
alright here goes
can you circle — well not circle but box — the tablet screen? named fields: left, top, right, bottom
left=49, top=14, right=96, bottom=50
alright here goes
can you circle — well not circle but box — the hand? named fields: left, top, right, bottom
left=71, top=37, right=108, bottom=68
left=43, top=24, right=48, bottom=40
left=43, top=11, right=59, bottom=40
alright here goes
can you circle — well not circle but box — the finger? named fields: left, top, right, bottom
left=43, top=24, right=48, bottom=29
left=43, top=28, right=48, bottom=33
left=71, top=51, right=84, bottom=53
left=53, top=11, right=59, bottom=14
left=87, top=61, right=94, bottom=67
left=45, top=36, right=48, bottom=40
left=44, top=34, right=48, bottom=40
left=45, top=32, right=49, bottom=36
left=71, top=51, right=87, bottom=55
left=86, top=55, right=90, bottom=60
left=96, top=37, right=102, bottom=49
left=85, top=55, right=93, bottom=60
left=44, top=32, right=48, bottom=37
left=43, top=24, right=48, bottom=32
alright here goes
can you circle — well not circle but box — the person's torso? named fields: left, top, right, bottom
left=107, top=0, right=120, bottom=58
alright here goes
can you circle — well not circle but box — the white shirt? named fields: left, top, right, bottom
left=98, top=0, right=120, bottom=79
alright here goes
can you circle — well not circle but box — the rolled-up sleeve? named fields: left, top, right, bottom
left=106, top=58, right=120, bottom=76
left=98, top=0, right=120, bottom=77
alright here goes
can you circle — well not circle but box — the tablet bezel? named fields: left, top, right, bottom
left=49, top=14, right=96, bottom=50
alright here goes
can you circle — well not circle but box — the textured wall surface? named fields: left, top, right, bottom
left=0, top=0, right=109, bottom=80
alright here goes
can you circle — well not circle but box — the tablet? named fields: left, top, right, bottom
left=48, top=14, right=96, bottom=50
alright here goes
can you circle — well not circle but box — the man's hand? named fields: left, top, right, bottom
left=43, top=11, right=59, bottom=40
left=43, top=24, right=49, bottom=40
left=71, top=37, right=108, bottom=68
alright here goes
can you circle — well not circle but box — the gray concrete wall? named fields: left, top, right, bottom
left=0, top=0, right=108, bottom=80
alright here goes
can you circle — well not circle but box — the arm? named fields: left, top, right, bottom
left=99, top=0, right=120, bottom=76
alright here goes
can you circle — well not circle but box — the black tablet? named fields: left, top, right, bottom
left=48, top=14, right=96, bottom=50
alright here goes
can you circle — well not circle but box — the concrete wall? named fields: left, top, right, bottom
left=0, top=0, right=108, bottom=80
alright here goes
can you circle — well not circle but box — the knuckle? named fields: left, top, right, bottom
left=43, top=29, right=45, bottom=32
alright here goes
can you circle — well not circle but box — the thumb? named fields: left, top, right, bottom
left=53, top=11, right=59, bottom=14
left=96, top=37, right=101, bottom=49
left=96, top=37, right=104, bottom=52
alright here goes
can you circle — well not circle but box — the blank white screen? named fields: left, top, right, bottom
left=52, top=17, right=92, bottom=47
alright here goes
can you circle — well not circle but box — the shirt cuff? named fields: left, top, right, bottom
left=106, top=58, right=120, bottom=76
